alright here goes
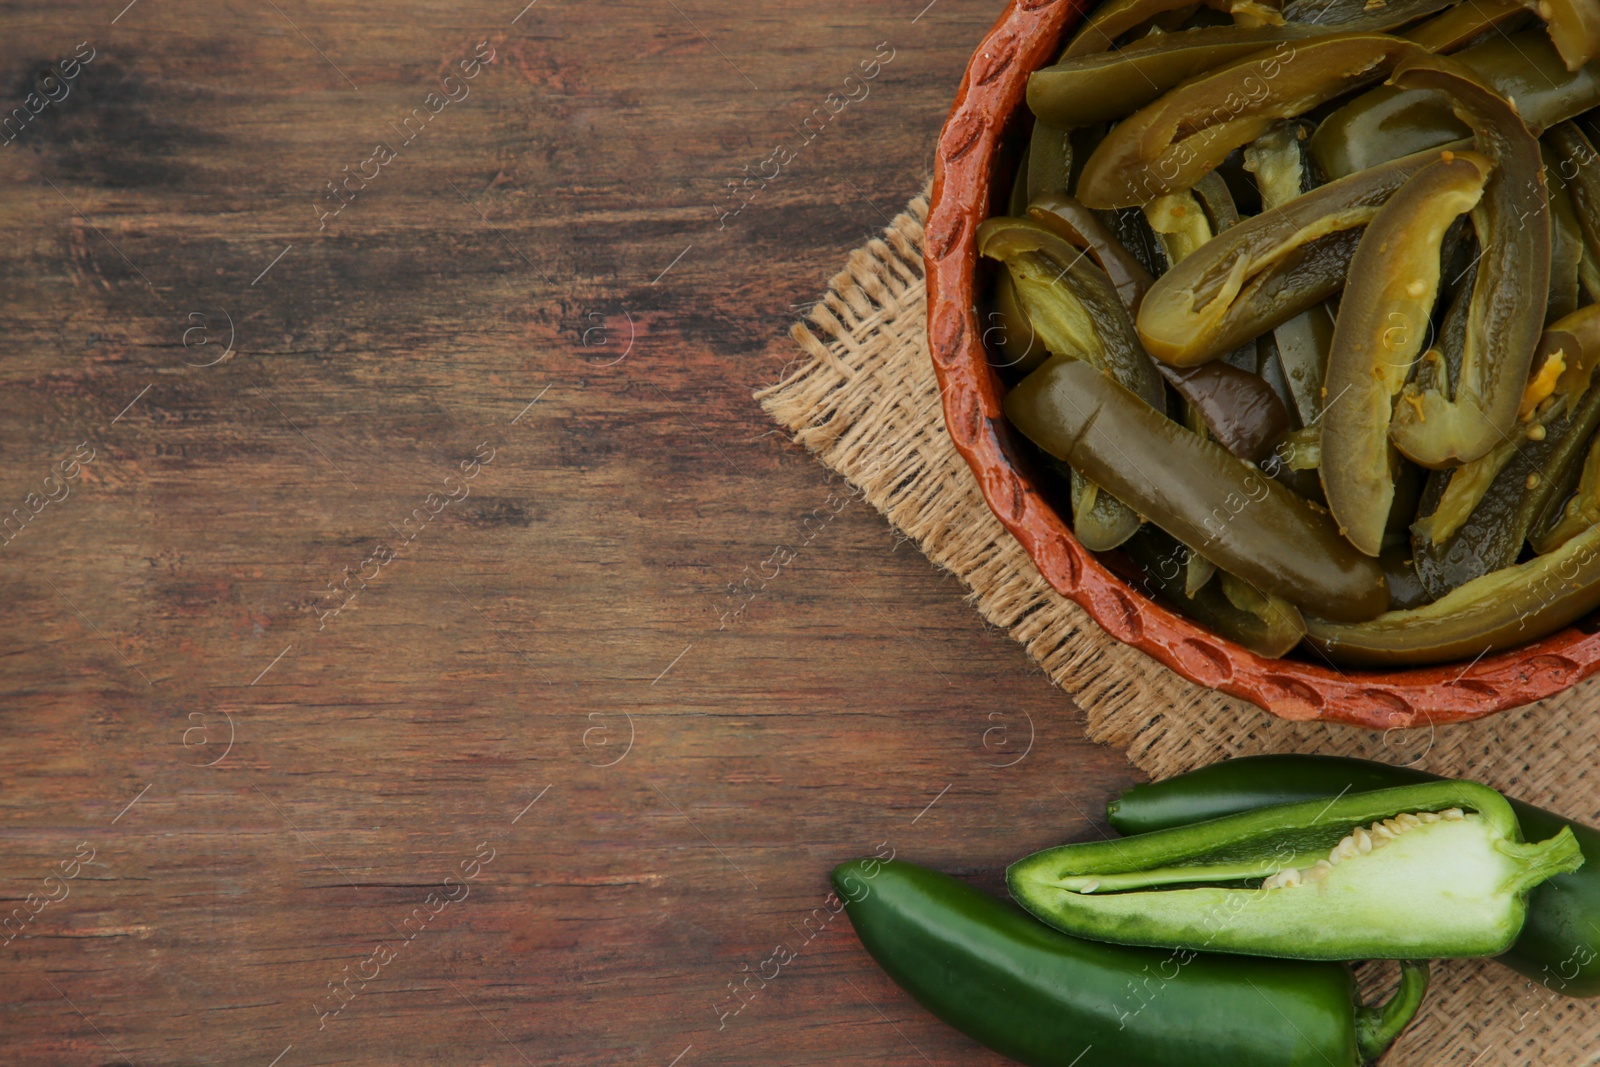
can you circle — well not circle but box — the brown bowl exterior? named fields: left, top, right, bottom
left=924, top=0, right=1600, bottom=729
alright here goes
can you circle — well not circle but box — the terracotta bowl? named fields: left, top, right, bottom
left=924, top=0, right=1600, bottom=729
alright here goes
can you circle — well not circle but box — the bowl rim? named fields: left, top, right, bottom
left=923, top=0, right=1600, bottom=729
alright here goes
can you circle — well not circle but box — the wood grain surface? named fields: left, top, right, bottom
left=0, top=2, right=1136, bottom=1063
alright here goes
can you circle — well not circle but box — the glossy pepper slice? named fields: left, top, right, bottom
left=1136, top=147, right=1439, bottom=367
left=1006, top=356, right=1389, bottom=620
left=1122, top=527, right=1307, bottom=657
left=1076, top=32, right=1430, bottom=210
left=1304, top=514, right=1600, bottom=665
left=1245, top=121, right=1336, bottom=427
left=1123, top=186, right=1291, bottom=459
left=1310, top=31, right=1600, bottom=180
left=1105, top=753, right=1600, bottom=998
left=1062, top=0, right=1285, bottom=60
left=982, top=219, right=1167, bottom=551
left=834, top=858, right=1429, bottom=1067
left=1009, top=781, right=1584, bottom=960
left=1321, top=150, right=1493, bottom=557
left=1028, top=0, right=1459, bottom=131
left=1403, top=0, right=1528, bottom=52
left=1525, top=0, right=1600, bottom=71
left=1387, top=56, right=1552, bottom=468
left=1411, top=342, right=1600, bottom=597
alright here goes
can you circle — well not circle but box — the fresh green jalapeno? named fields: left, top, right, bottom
left=1010, top=781, right=1583, bottom=960
left=1387, top=56, right=1552, bottom=469
left=1304, top=514, right=1600, bottom=665
left=1029, top=0, right=1459, bottom=130
left=1136, top=147, right=1439, bottom=366
left=1105, top=754, right=1600, bottom=998
left=1077, top=33, right=1433, bottom=210
left=834, top=858, right=1429, bottom=1067
left=1006, top=356, right=1389, bottom=620
left=1310, top=32, right=1600, bottom=180
left=1320, top=150, right=1492, bottom=556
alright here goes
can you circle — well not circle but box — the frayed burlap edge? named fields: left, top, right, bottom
left=756, top=186, right=1600, bottom=1066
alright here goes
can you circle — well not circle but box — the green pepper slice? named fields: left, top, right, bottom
left=1412, top=344, right=1600, bottom=597
left=1310, top=31, right=1600, bottom=180
left=1122, top=527, right=1306, bottom=656
left=1403, top=0, right=1528, bottom=52
left=1028, top=0, right=1458, bottom=130
left=1009, top=781, right=1584, bottom=960
left=982, top=219, right=1167, bottom=551
left=1245, top=123, right=1336, bottom=426
left=1105, top=754, right=1600, bottom=998
left=1076, top=32, right=1430, bottom=210
left=1387, top=56, right=1551, bottom=469
left=1062, top=0, right=1285, bottom=60
left=1136, top=147, right=1439, bottom=366
left=1304, top=513, right=1600, bottom=665
left=835, top=858, right=1428, bottom=1067
left=1526, top=0, right=1600, bottom=71
left=1006, top=356, right=1389, bottom=620
left=1547, top=121, right=1600, bottom=274
left=1321, top=150, right=1492, bottom=557
left=1027, top=193, right=1154, bottom=316
left=1547, top=145, right=1586, bottom=324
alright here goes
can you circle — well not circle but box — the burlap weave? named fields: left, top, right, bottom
left=757, top=190, right=1600, bottom=1065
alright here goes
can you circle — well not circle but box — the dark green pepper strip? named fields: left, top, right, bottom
left=982, top=219, right=1167, bottom=551
left=1105, top=753, right=1600, bottom=998
left=1009, top=781, right=1584, bottom=960
left=1321, top=150, right=1492, bottom=557
left=1077, top=33, right=1431, bottom=210
left=1388, top=56, right=1552, bottom=469
left=1310, top=32, right=1600, bottom=180
left=1028, top=192, right=1154, bottom=316
left=833, top=858, right=1428, bottom=1067
left=1547, top=121, right=1600, bottom=272
left=1062, top=0, right=1285, bottom=61
left=1137, top=147, right=1439, bottom=366
left=1006, top=356, right=1389, bottom=620
left=1246, top=123, right=1334, bottom=426
left=1304, top=514, right=1600, bottom=665
left=1028, top=0, right=1458, bottom=131
left=1123, top=527, right=1306, bottom=656
left=1028, top=194, right=1291, bottom=461
left=986, top=267, right=1045, bottom=373
left=1027, top=119, right=1074, bottom=204
left=1525, top=0, right=1600, bottom=71
left=1403, top=0, right=1528, bottom=52
left=980, top=219, right=1168, bottom=411
left=1412, top=341, right=1600, bottom=595
left=1546, top=145, right=1585, bottom=324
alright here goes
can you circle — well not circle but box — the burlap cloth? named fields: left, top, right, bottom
left=757, top=189, right=1600, bottom=1065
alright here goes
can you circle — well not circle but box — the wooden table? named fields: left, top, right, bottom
left=0, top=2, right=1135, bottom=1062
